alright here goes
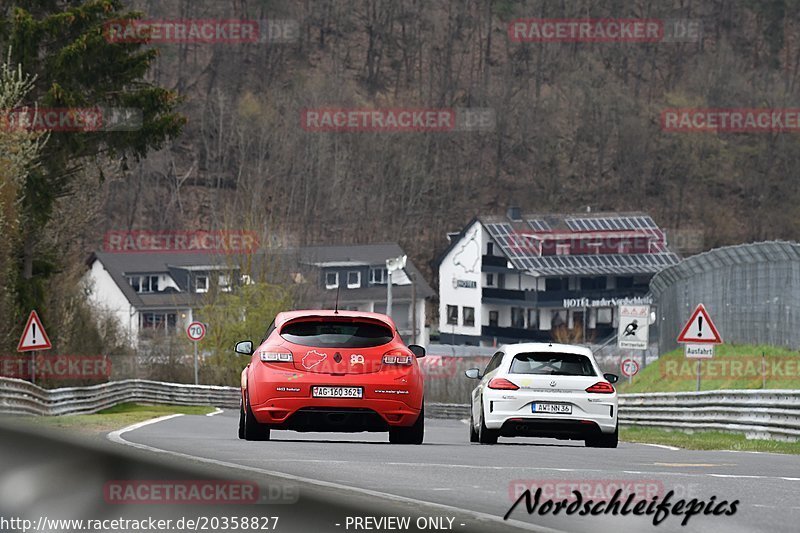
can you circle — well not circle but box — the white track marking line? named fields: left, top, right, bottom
left=634, top=442, right=680, bottom=451
left=107, top=417, right=564, bottom=533
left=709, top=474, right=800, bottom=481
left=206, top=408, right=224, bottom=417
left=108, top=414, right=183, bottom=445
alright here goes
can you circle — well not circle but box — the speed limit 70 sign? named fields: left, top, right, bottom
left=187, top=322, right=206, bottom=341
left=621, top=358, right=640, bottom=377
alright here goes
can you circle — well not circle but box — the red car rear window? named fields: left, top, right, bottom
left=280, top=319, right=393, bottom=348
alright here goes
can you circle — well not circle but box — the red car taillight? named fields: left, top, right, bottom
left=259, top=349, right=293, bottom=363
left=488, top=378, right=519, bottom=390
left=383, top=349, right=413, bottom=365
left=586, top=381, right=615, bottom=394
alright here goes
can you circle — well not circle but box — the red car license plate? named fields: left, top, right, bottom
left=312, top=386, right=363, bottom=398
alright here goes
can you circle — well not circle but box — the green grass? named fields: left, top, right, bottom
left=617, top=344, right=800, bottom=393
left=621, top=426, right=800, bottom=454
left=19, top=403, right=215, bottom=434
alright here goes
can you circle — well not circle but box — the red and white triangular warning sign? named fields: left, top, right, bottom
left=17, top=310, right=52, bottom=352
left=677, top=304, right=722, bottom=344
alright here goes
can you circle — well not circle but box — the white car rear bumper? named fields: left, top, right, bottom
left=483, top=390, right=618, bottom=436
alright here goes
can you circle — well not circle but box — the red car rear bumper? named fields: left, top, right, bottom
left=250, top=397, right=421, bottom=428
left=245, top=365, right=423, bottom=429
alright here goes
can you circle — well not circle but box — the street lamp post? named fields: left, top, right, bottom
left=385, top=255, right=407, bottom=319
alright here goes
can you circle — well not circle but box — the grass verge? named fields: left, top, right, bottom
left=617, top=344, right=800, bottom=393
left=17, top=403, right=216, bottom=435
left=621, top=426, right=800, bottom=454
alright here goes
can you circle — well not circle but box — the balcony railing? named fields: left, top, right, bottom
left=481, top=324, right=616, bottom=343
left=481, top=255, right=509, bottom=268
left=481, top=287, right=647, bottom=307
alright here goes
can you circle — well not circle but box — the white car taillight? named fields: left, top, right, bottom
left=488, top=378, right=519, bottom=390
left=259, top=351, right=293, bottom=362
left=585, top=381, right=615, bottom=394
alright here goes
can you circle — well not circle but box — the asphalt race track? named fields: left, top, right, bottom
left=112, top=411, right=800, bottom=533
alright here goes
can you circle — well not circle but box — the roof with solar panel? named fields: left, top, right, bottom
left=477, top=211, right=680, bottom=276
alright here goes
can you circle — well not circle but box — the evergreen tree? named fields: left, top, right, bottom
left=1, top=0, right=185, bottom=323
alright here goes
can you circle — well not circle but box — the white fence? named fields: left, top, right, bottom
left=2, top=378, right=798, bottom=441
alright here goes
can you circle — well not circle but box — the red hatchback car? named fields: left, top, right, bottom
left=236, top=310, right=426, bottom=444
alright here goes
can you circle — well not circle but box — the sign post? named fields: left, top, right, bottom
left=186, top=321, right=207, bottom=385
left=17, top=310, right=53, bottom=385
left=677, top=304, right=722, bottom=391
left=617, top=304, right=650, bottom=384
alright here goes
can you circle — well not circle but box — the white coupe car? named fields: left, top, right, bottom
left=465, top=342, right=619, bottom=447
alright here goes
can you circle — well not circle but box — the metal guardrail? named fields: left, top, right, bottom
left=618, top=390, right=800, bottom=441
left=2, top=377, right=798, bottom=441
left=0, top=377, right=240, bottom=416
left=0, top=377, right=472, bottom=420
left=427, top=402, right=471, bottom=419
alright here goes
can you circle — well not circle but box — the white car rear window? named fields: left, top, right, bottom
left=509, top=352, right=596, bottom=376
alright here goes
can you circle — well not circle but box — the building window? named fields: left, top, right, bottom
left=527, top=309, right=539, bottom=330
left=617, top=276, right=634, bottom=289
left=140, top=312, right=177, bottom=330
left=545, top=277, right=568, bottom=291
left=463, top=307, right=475, bottom=327
left=580, top=277, right=607, bottom=290
left=552, top=310, right=567, bottom=328
left=325, top=271, right=339, bottom=289
left=347, top=271, right=361, bottom=289
left=127, top=275, right=158, bottom=294
left=497, top=273, right=506, bottom=289
left=511, top=307, right=525, bottom=329
left=486, top=273, right=495, bottom=287
left=195, top=275, right=209, bottom=293
left=488, top=311, right=499, bottom=327
left=597, top=307, right=613, bottom=324
left=446, top=305, right=459, bottom=325
left=486, top=242, right=494, bottom=256
left=369, top=267, right=387, bottom=285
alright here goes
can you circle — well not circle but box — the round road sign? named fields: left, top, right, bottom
left=187, top=321, right=206, bottom=341
left=621, top=358, right=640, bottom=377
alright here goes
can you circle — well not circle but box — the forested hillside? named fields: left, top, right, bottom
left=103, top=0, right=800, bottom=255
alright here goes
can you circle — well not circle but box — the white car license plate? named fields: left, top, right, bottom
left=532, top=403, right=571, bottom=414
left=312, top=386, right=362, bottom=398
